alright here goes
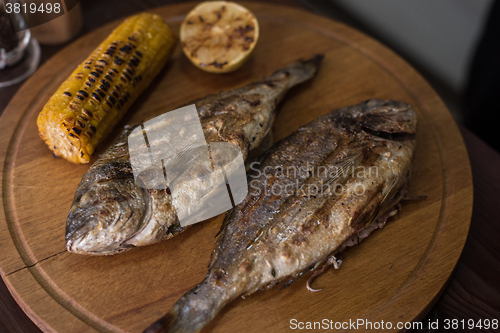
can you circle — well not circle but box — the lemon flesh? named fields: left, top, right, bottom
left=180, top=1, right=259, bottom=73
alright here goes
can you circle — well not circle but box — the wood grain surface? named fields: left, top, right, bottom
left=0, top=2, right=473, bottom=332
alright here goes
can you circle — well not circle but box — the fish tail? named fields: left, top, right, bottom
left=271, top=54, right=324, bottom=88
left=143, top=278, right=227, bottom=333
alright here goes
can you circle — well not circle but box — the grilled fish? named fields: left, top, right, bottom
left=143, top=99, right=417, bottom=333
left=65, top=56, right=323, bottom=255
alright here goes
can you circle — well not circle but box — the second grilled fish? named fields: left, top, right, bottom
left=66, top=56, right=323, bottom=255
left=144, top=99, right=417, bottom=333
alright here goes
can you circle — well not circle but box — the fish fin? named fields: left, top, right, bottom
left=207, top=249, right=217, bottom=270
left=359, top=100, right=417, bottom=135
left=322, top=152, right=363, bottom=190
left=364, top=176, right=409, bottom=228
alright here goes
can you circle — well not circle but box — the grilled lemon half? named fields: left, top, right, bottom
left=180, top=1, right=259, bottom=73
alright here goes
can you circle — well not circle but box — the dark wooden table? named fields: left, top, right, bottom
left=1, top=1, right=499, bottom=332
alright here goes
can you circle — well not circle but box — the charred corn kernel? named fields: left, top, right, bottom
left=37, top=13, right=176, bottom=164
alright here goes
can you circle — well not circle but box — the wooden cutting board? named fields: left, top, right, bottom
left=0, top=2, right=473, bottom=333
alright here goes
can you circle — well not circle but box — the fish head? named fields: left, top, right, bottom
left=65, top=177, right=149, bottom=255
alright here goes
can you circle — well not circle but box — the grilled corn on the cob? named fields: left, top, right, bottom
left=37, top=13, right=176, bottom=164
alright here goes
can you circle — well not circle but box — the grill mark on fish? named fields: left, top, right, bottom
left=144, top=99, right=417, bottom=333
left=65, top=56, right=323, bottom=255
